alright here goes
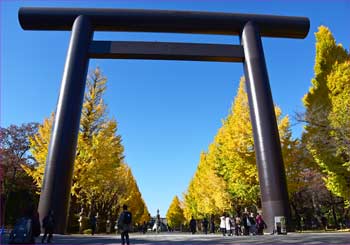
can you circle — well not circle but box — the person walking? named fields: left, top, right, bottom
left=202, top=217, right=208, bottom=234
left=248, top=213, right=256, bottom=235
left=255, top=212, right=266, bottom=235
left=210, top=215, right=215, bottom=234
left=90, top=214, right=97, bottom=236
left=118, top=205, right=132, bottom=245
left=41, top=210, right=55, bottom=243
left=189, top=216, right=197, bottom=234
left=242, top=211, right=250, bottom=236
left=321, top=216, right=328, bottom=231
left=230, top=216, right=235, bottom=236
left=219, top=213, right=226, bottom=236
left=235, top=215, right=241, bottom=236
left=225, top=215, right=232, bottom=236
left=142, top=221, right=147, bottom=234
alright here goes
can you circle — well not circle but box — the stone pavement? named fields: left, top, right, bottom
left=28, top=232, right=350, bottom=244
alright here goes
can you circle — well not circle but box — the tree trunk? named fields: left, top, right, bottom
left=290, top=200, right=300, bottom=231
left=331, top=195, right=339, bottom=229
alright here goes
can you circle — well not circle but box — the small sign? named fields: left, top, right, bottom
left=274, top=216, right=287, bottom=234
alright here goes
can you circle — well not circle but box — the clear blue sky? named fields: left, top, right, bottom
left=1, top=0, right=349, bottom=217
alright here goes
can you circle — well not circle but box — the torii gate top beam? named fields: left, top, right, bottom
left=19, top=7, right=309, bottom=38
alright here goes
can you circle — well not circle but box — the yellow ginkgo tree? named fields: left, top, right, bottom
left=23, top=67, right=149, bottom=224
left=303, top=26, right=350, bottom=204
left=166, top=195, right=185, bottom=230
left=184, top=76, right=299, bottom=217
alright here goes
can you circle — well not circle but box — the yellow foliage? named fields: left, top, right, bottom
left=25, top=67, right=149, bottom=223
left=166, top=196, right=185, bottom=229
left=184, top=76, right=295, bottom=216
left=22, top=114, right=54, bottom=189
left=303, top=26, right=350, bottom=202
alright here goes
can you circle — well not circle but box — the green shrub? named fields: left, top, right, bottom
left=83, top=229, right=92, bottom=235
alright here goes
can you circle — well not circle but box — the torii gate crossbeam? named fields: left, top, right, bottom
left=19, top=7, right=309, bottom=234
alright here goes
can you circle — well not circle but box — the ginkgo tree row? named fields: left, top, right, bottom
left=167, top=26, right=350, bottom=229
left=181, top=77, right=300, bottom=218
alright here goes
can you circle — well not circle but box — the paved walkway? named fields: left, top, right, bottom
left=28, top=232, right=350, bottom=244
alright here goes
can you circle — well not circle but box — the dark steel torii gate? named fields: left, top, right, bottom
left=19, top=7, right=309, bottom=234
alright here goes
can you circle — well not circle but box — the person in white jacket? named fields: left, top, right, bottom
left=225, top=216, right=232, bottom=236
left=220, top=213, right=226, bottom=236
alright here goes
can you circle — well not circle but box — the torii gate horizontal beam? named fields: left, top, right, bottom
left=19, top=7, right=309, bottom=38
left=89, top=41, right=244, bottom=62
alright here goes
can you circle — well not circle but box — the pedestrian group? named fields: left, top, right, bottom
left=217, top=210, right=266, bottom=236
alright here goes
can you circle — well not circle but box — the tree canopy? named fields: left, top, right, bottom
left=166, top=195, right=185, bottom=229
left=303, top=26, right=350, bottom=205
left=23, top=67, right=149, bottom=225
left=183, top=77, right=296, bottom=217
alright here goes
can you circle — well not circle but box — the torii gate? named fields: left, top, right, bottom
left=19, top=7, right=309, bottom=234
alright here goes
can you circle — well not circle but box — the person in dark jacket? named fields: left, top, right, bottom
left=142, top=221, right=147, bottom=234
left=202, top=217, right=209, bottom=234
left=90, top=214, right=97, bottom=236
left=41, top=210, right=55, bottom=243
left=242, top=211, right=250, bottom=236
left=189, top=216, right=197, bottom=234
left=118, top=205, right=132, bottom=245
left=248, top=213, right=256, bottom=235
left=210, top=215, right=215, bottom=234
left=30, top=207, right=41, bottom=244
